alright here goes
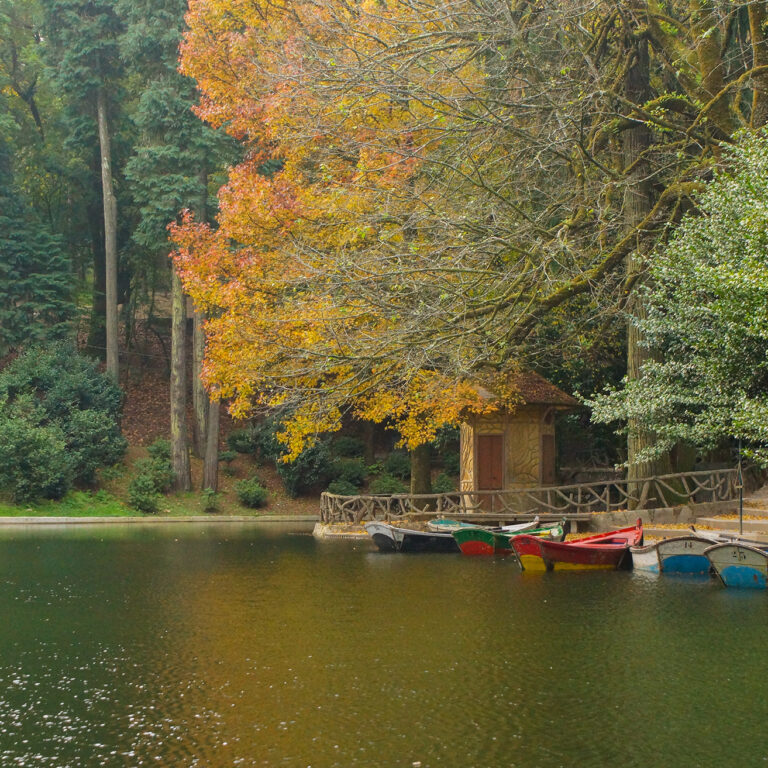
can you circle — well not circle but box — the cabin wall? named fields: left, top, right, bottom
left=504, top=406, right=543, bottom=488
left=461, top=406, right=552, bottom=491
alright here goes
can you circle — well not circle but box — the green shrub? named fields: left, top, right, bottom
left=219, top=449, right=238, bottom=476
left=227, top=426, right=261, bottom=454
left=133, top=457, right=174, bottom=494
left=441, top=452, right=460, bottom=477
left=277, top=441, right=335, bottom=497
left=332, top=457, right=367, bottom=486
left=327, top=479, right=360, bottom=495
left=235, top=477, right=268, bottom=508
left=0, top=398, right=72, bottom=502
left=0, top=342, right=123, bottom=420
left=64, top=408, right=128, bottom=484
left=0, top=342, right=126, bottom=493
left=241, top=409, right=335, bottom=495
left=432, top=472, right=457, bottom=493
left=202, top=487, right=220, bottom=514
left=249, top=415, right=285, bottom=463
left=332, top=435, right=366, bottom=458
left=383, top=451, right=411, bottom=480
left=128, top=473, right=160, bottom=514
left=147, top=438, right=171, bottom=461
left=369, top=474, right=408, bottom=494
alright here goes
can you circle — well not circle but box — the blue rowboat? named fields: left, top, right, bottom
left=705, top=543, right=768, bottom=589
left=656, top=535, right=718, bottom=575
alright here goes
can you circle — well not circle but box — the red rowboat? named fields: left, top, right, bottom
left=511, top=519, right=643, bottom=571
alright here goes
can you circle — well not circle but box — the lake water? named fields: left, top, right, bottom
left=0, top=522, right=766, bottom=767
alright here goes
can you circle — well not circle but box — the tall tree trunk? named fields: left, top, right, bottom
left=361, top=421, right=376, bottom=465
left=86, top=181, right=107, bottom=355
left=171, top=267, right=191, bottom=491
left=195, top=163, right=220, bottom=485
left=749, top=4, right=768, bottom=128
left=191, top=162, right=209, bottom=458
left=192, top=308, right=207, bottom=457
left=410, top=444, right=432, bottom=496
left=96, top=87, right=119, bottom=383
left=624, top=10, right=672, bottom=501
left=203, top=399, right=220, bottom=491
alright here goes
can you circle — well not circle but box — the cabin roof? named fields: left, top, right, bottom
left=475, top=371, right=579, bottom=408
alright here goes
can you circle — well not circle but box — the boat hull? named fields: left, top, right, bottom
left=630, top=543, right=660, bottom=572
left=511, top=521, right=642, bottom=571
left=365, top=522, right=402, bottom=552
left=453, top=524, right=565, bottom=556
left=493, top=525, right=565, bottom=555
left=365, top=522, right=460, bottom=553
left=656, top=536, right=714, bottom=575
left=400, top=530, right=460, bottom=553
left=705, top=543, right=768, bottom=589
left=426, top=519, right=481, bottom=533
left=453, top=527, right=496, bottom=556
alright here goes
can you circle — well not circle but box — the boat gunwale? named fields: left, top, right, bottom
left=703, top=541, right=768, bottom=558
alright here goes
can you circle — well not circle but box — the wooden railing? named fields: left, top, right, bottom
left=319, top=468, right=739, bottom=524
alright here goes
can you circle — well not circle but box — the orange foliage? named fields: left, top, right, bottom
left=172, top=0, right=521, bottom=458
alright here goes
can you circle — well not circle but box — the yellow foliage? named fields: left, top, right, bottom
left=172, top=0, right=528, bottom=460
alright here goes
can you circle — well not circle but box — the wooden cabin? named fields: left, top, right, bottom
left=459, top=372, right=578, bottom=492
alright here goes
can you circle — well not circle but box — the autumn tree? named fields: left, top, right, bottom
left=175, top=0, right=768, bottom=469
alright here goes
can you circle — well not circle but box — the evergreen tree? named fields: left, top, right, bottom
left=121, top=0, right=238, bottom=488
left=0, top=132, right=74, bottom=356
left=41, top=0, right=124, bottom=381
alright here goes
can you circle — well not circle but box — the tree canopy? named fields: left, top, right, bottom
left=0, top=133, right=73, bottom=355
left=173, top=0, right=768, bottom=457
left=590, top=130, right=768, bottom=465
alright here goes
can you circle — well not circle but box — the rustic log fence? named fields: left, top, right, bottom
left=319, top=468, right=739, bottom=525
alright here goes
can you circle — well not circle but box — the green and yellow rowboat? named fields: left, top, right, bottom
left=453, top=520, right=566, bottom=556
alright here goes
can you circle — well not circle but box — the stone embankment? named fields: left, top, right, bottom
left=646, top=484, right=768, bottom=542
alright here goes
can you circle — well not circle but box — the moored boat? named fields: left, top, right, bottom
left=511, top=519, right=643, bottom=571
left=426, top=518, right=482, bottom=533
left=364, top=522, right=460, bottom=553
left=705, top=542, right=768, bottom=589
left=630, top=542, right=660, bottom=572
left=656, top=535, right=717, bottom=575
left=426, top=517, right=539, bottom=534
left=453, top=520, right=566, bottom=556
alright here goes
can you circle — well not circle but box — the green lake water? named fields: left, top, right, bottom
left=0, top=522, right=767, bottom=767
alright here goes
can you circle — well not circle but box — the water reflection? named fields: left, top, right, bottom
left=0, top=525, right=765, bottom=766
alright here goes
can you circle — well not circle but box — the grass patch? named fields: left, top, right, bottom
left=0, top=490, right=133, bottom=517
left=0, top=449, right=319, bottom=518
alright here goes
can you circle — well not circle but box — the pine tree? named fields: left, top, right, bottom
left=0, top=133, right=74, bottom=355
left=41, top=0, right=123, bottom=382
left=121, top=0, right=237, bottom=490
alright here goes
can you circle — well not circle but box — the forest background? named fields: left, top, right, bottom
left=2, top=0, right=768, bottom=514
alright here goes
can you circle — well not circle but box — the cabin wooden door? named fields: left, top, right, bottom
left=541, top=433, right=556, bottom=485
left=477, top=434, right=504, bottom=490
